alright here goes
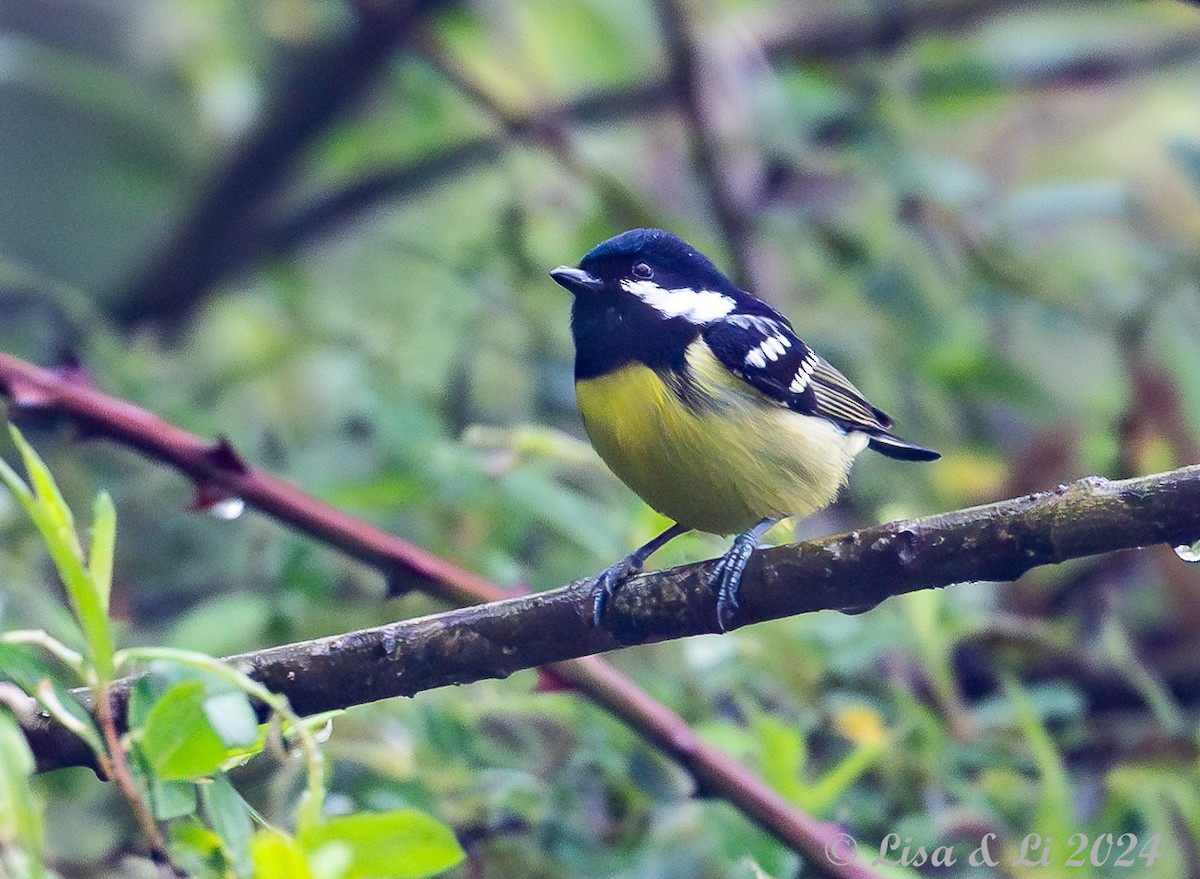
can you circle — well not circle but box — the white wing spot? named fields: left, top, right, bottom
left=789, top=353, right=818, bottom=392
left=745, top=348, right=768, bottom=369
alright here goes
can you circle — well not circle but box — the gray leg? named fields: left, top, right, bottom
left=709, top=518, right=778, bottom=632
left=592, top=523, right=690, bottom=627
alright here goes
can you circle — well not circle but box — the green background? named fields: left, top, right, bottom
left=3, top=1, right=1200, bottom=876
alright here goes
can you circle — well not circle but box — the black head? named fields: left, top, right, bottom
left=551, top=229, right=746, bottom=379
left=551, top=228, right=739, bottom=304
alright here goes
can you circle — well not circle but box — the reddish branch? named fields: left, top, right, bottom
left=10, top=368, right=1200, bottom=871
left=0, top=352, right=882, bottom=879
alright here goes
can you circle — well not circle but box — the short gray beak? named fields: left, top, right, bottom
left=550, top=266, right=604, bottom=295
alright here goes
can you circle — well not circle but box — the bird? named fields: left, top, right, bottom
left=550, top=229, right=939, bottom=632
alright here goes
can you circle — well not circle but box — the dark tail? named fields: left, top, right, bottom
left=868, top=432, right=940, bottom=462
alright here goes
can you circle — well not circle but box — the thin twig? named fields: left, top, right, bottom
left=2, top=630, right=86, bottom=677
left=93, top=683, right=182, bottom=874
left=655, top=0, right=753, bottom=285
left=114, top=0, right=460, bottom=328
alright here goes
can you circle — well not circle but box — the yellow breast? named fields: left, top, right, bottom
left=575, top=342, right=868, bottom=534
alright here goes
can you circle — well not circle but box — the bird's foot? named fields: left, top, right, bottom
left=589, top=523, right=692, bottom=628
left=708, top=534, right=758, bottom=633
left=707, top=518, right=777, bottom=632
left=590, top=553, right=643, bottom=627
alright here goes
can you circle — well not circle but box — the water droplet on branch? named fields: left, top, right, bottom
left=209, top=497, right=246, bottom=520
left=1173, top=540, right=1200, bottom=563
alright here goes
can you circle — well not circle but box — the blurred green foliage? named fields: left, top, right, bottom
left=3, top=0, right=1200, bottom=876
left=1, top=429, right=465, bottom=878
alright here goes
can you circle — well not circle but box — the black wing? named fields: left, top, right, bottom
left=702, top=313, right=888, bottom=428
left=702, top=312, right=939, bottom=461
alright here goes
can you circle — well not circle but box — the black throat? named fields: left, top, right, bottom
left=571, top=297, right=700, bottom=380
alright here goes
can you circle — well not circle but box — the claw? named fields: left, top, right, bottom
left=709, top=536, right=755, bottom=632
left=589, top=523, right=691, bottom=629
left=707, top=518, right=778, bottom=632
left=591, top=555, right=642, bottom=627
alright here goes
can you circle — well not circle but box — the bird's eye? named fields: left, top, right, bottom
left=632, top=262, right=653, bottom=280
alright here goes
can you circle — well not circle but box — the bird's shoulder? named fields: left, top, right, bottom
left=700, top=303, right=894, bottom=433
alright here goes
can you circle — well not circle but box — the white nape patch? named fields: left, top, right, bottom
left=621, top=279, right=735, bottom=323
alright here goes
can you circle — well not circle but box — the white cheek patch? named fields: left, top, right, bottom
left=621, top=279, right=736, bottom=323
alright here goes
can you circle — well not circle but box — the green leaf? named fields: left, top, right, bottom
left=753, top=714, right=807, bottom=806
left=88, top=491, right=116, bottom=612
left=202, top=690, right=259, bottom=749
left=801, top=741, right=884, bottom=816
left=166, top=593, right=272, bottom=656
left=0, top=643, right=56, bottom=695
left=8, top=426, right=80, bottom=556
left=0, top=453, right=34, bottom=510
left=300, top=810, right=465, bottom=879
left=1, top=427, right=115, bottom=681
left=140, top=681, right=228, bottom=780
left=199, top=774, right=253, bottom=879
left=127, top=672, right=171, bottom=731
left=168, top=819, right=224, bottom=875
left=0, top=709, right=47, bottom=879
left=252, top=831, right=315, bottom=879
left=1004, top=676, right=1072, bottom=844
left=148, top=777, right=197, bottom=822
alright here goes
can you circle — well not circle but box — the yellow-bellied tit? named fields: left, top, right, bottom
left=551, top=229, right=939, bottom=632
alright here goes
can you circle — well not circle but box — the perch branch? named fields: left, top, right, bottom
left=16, top=464, right=1200, bottom=768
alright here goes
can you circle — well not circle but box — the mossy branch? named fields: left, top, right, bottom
left=16, top=464, right=1200, bottom=782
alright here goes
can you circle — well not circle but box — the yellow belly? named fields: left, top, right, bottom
left=575, top=347, right=867, bottom=535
